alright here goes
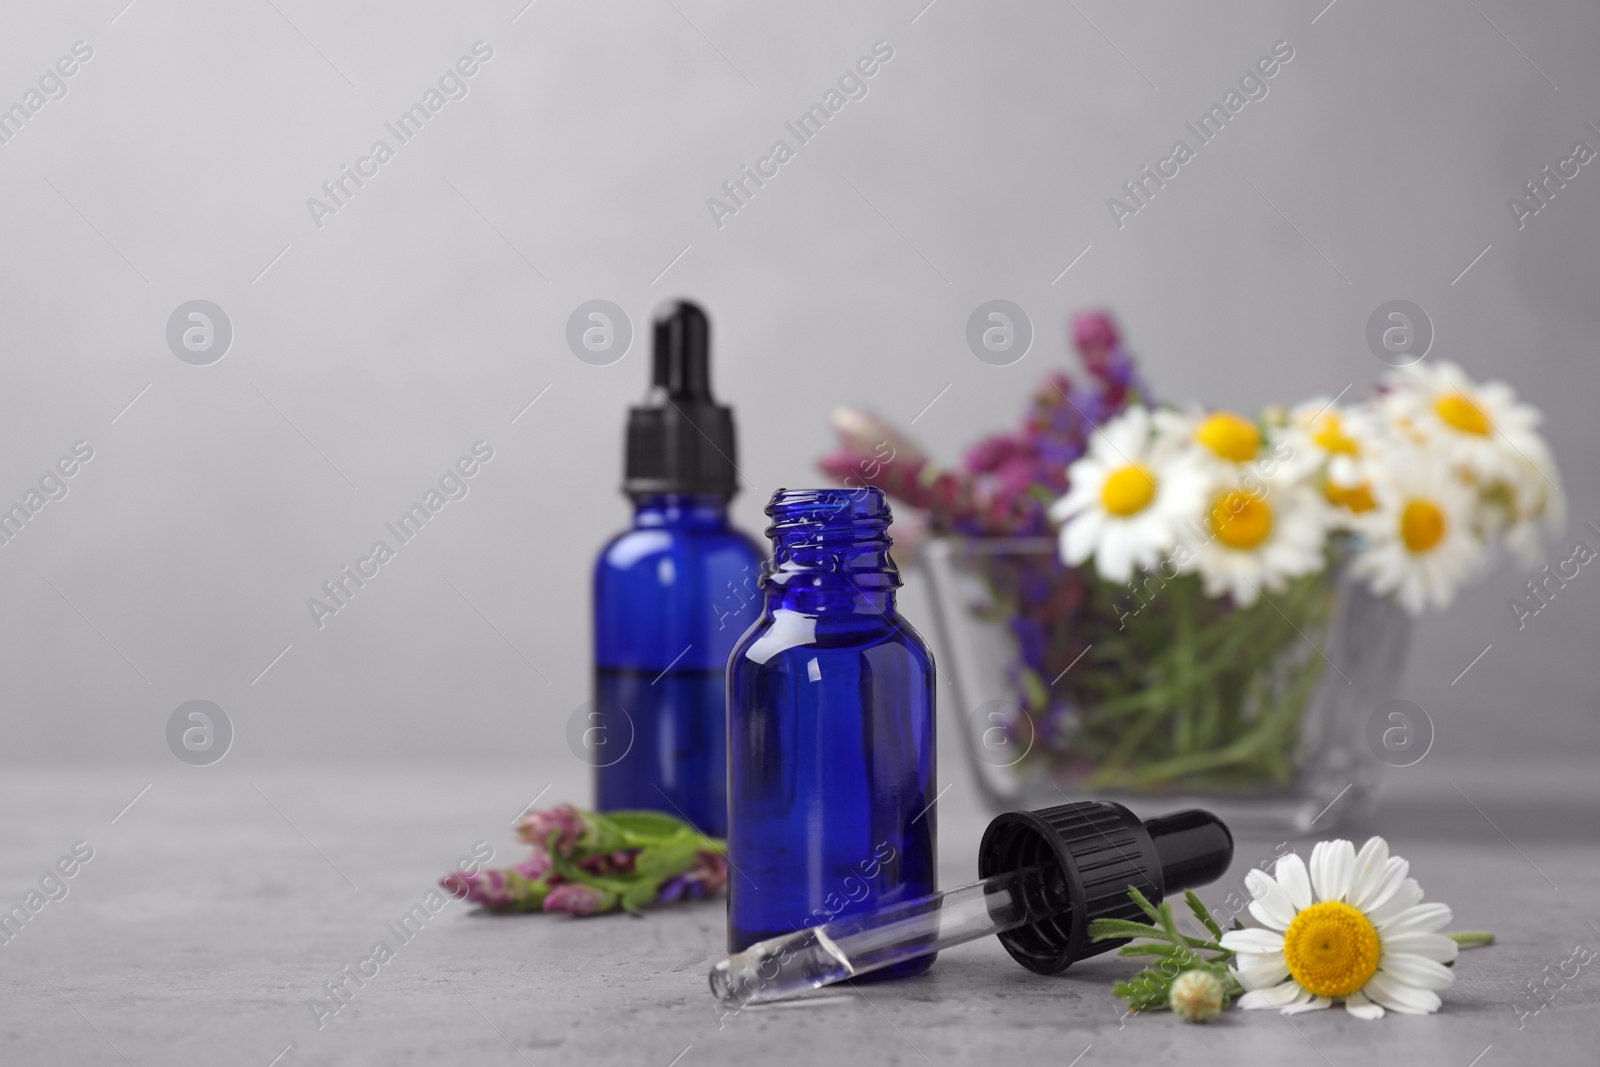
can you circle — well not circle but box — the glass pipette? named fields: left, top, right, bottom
left=710, top=801, right=1233, bottom=1006
left=711, top=862, right=1066, bottom=1005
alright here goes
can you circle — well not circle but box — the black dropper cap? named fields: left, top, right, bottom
left=977, top=800, right=1233, bottom=975
left=623, top=301, right=740, bottom=499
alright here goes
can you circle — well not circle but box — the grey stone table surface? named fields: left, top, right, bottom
left=2, top=754, right=1596, bottom=1067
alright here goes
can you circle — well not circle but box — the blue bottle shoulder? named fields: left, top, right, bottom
left=594, top=497, right=764, bottom=669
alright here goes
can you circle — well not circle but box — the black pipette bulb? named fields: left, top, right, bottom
left=623, top=300, right=740, bottom=499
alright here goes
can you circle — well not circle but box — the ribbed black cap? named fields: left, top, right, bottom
left=977, top=801, right=1233, bottom=975
left=624, top=301, right=739, bottom=499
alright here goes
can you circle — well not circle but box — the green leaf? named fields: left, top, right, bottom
left=619, top=879, right=664, bottom=914
left=1089, top=918, right=1166, bottom=942
left=1127, top=886, right=1162, bottom=923
left=1216, top=969, right=1245, bottom=999
left=592, top=809, right=693, bottom=838
left=632, top=840, right=701, bottom=880
left=1112, top=966, right=1178, bottom=1012
left=545, top=847, right=583, bottom=881
left=1449, top=931, right=1495, bottom=948
left=1156, top=900, right=1185, bottom=946
left=588, top=810, right=715, bottom=848
left=1020, top=668, right=1050, bottom=716
left=1186, top=890, right=1224, bottom=940
left=1117, top=943, right=1197, bottom=960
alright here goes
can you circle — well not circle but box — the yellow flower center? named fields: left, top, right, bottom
left=1434, top=392, right=1491, bottom=436
left=1208, top=491, right=1274, bottom=550
left=1100, top=464, right=1157, bottom=517
left=1312, top=414, right=1360, bottom=456
left=1281, top=900, right=1381, bottom=999
left=1401, top=499, right=1447, bottom=554
left=1196, top=412, right=1262, bottom=462
left=1323, top=480, right=1377, bottom=514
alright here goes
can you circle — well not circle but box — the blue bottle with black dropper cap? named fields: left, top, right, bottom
left=592, top=301, right=763, bottom=837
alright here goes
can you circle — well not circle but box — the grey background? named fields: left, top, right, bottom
left=2, top=0, right=1595, bottom=767
left=4, top=2, right=1599, bottom=1064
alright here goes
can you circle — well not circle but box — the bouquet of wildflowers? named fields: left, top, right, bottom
left=820, top=313, right=1565, bottom=792
left=442, top=805, right=727, bottom=916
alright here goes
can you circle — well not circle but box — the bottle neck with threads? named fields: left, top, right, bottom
left=761, top=488, right=900, bottom=615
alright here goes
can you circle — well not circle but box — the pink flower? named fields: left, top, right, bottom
left=1071, top=310, right=1120, bottom=357
left=514, top=849, right=552, bottom=880
left=516, top=804, right=588, bottom=854
left=577, top=851, right=636, bottom=876
left=443, top=868, right=515, bottom=909
left=964, top=435, right=1024, bottom=474
left=695, top=852, right=729, bottom=894
left=543, top=882, right=616, bottom=916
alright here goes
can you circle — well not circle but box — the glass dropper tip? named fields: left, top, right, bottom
left=709, top=928, right=856, bottom=1006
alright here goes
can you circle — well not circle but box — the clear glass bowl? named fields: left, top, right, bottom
left=922, top=537, right=1412, bottom=832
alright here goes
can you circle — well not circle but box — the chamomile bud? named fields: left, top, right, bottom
left=1169, top=969, right=1225, bottom=1023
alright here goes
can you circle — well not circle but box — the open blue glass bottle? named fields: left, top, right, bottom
left=592, top=302, right=763, bottom=838
left=726, top=488, right=938, bottom=981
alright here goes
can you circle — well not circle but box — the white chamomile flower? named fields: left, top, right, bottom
left=1052, top=406, right=1206, bottom=583
left=1158, top=407, right=1303, bottom=479
left=1349, top=451, right=1484, bottom=615
left=1186, top=476, right=1328, bottom=606
left=1495, top=434, right=1567, bottom=566
left=1382, top=360, right=1548, bottom=484
left=1286, top=399, right=1388, bottom=524
left=1221, top=837, right=1458, bottom=1019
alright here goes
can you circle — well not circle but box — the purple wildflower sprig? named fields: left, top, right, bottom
left=818, top=310, right=1149, bottom=538
left=441, top=805, right=727, bottom=917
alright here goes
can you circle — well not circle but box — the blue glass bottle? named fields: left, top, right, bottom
left=594, top=494, right=762, bottom=836
left=726, top=488, right=938, bottom=980
left=592, top=302, right=762, bottom=838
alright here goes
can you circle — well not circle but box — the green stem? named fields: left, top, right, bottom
left=1078, top=601, right=1294, bottom=721
left=1045, top=569, right=1342, bottom=791
left=1091, top=705, right=1170, bottom=779
left=1086, top=590, right=1289, bottom=781
left=1118, top=722, right=1281, bottom=788
left=1196, top=682, right=1222, bottom=753
left=1450, top=931, right=1495, bottom=947
left=1173, top=579, right=1195, bottom=755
